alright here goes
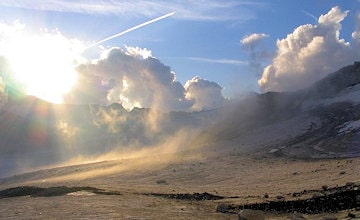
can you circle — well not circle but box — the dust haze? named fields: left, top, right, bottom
left=0, top=94, right=229, bottom=178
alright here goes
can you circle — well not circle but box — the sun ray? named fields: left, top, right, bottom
left=4, top=28, right=84, bottom=103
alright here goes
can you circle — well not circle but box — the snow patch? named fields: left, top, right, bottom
left=303, top=84, right=360, bottom=110
left=338, top=119, right=360, bottom=134
left=269, top=146, right=287, bottom=154
left=67, top=191, right=96, bottom=196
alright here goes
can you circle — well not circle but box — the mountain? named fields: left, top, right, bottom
left=191, top=61, right=360, bottom=158
left=0, top=62, right=359, bottom=177
left=0, top=94, right=224, bottom=176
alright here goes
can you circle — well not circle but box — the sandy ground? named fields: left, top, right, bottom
left=0, top=114, right=358, bottom=219
left=1, top=142, right=360, bottom=219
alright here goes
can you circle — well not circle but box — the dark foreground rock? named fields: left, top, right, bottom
left=145, top=192, right=225, bottom=201
left=218, top=184, right=360, bottom=214
left=0, top=186, right=44, bottom=198
left=238, top=209, right=265, bottom=220
left=0, top=186, right=121, bottom=198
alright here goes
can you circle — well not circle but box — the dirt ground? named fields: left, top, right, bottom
left=1, top=143, right=360, bottom=219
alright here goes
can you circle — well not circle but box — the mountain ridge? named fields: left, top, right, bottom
left=0, top=61, right=359, bottom=176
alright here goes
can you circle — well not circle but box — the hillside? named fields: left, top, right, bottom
left=0, top=94, right=223, bottom=176
left=0, top=62, right=359, bottom=177
left=191, top=62, right=360, bottom=159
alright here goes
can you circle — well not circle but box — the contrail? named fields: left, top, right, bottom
left=302, top=10, right=318, bottom=22
left=86, top=12, right=175, bottom=50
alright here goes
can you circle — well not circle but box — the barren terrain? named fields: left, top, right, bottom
left=1, top=63, right=359, bottom=219
left=1, top=133, right=359, bottom=219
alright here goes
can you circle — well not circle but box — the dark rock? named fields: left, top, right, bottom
left=292, top=192, right=301, bottom=197
left=312, top=192, right=323, bottom=198
left=356, top=195, right=360, bottom=203
left=263, top=193, right=269, bottom=198
left=156, top=180, right=168, bottom=185
left=290, top=211, right=307, bottom=219
left=276, top=195, right=285, bottom=200
left=216, top=203, right=231, bottom=213
left=146, top=192, right=225, bottom=201
left=346, top=182, right=355, bottom=187
left=229, top=184, right=360, bottom=214
left=347, top=212, right=356, bottom=218
left=322, top=216, right=337, bottom=220
left=0, top=186, right=120, bottom=198
left=0, top=186, right=43, bottom=198
left=238, top=209, right=265, bottom=220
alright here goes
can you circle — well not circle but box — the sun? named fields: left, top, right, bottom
left=6, top=31, right=83, bottom=104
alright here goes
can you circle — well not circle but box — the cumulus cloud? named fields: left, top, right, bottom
left=352, top=12, right=360, bottom=49
left=184, top=76, right=226, bottom=111
left=65, top=47, right=226, bottom=111
left=258, top=6, right=360, bottom=92
left=65, top=47, right=190, bottom=110
left=0, top=21, right=226, bottom=112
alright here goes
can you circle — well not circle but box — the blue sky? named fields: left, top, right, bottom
left=0, top=0, right=359, bottom=110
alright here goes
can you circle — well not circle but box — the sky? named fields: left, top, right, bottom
left=0, top=0, right=359, bottom=111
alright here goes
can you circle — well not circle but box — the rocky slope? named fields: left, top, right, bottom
left=191, top=61, right=360, bottom=159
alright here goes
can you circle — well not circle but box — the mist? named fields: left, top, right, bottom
left=0, top=95, right=227, bottom=178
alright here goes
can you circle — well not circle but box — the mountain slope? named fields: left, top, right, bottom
left=191, top=62, right=360, bottom=158
left=0, top=95, right=223, bottom=176
left=0, top=62, right=359, bottom=176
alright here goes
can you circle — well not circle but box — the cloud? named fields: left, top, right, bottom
left=241, top=33, right=269, bottom=50
left=188, top=57, right=247, bottom=65
left=65, top=47, right=191, bottom=110
left=185, top=76, right=226, bottom=111
left=258, top=6, right=360, bottom=92
left=352, top=12, right=360, bottom=49
left=0, top=0, right=264, bottom=22
left=65, top=46, right=226, bottom=111
left=241, top=33, right=272, bottom=76
left=0, top=20, right=226, bottom=111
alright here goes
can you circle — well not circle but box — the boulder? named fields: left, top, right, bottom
left=238, top=209, right=265, bottom=220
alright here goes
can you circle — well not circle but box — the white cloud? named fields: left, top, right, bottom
left=125, top=46, right=152, bottom=59
left=0, top=20, right=226, bottom=111
left=0, top=0, right=264, bottom=22
left=352, top=12, right=360, bottom=49
left=241, top=33, right=269, bottom=50
left=66, top=47, right=189, bottom=110
left=185, top=76, right=226, bottom=111
left=66, top=47, right=226, bottom=111
left=188, top=57, right=247, bottom=65
left=258, top=6, right=360, bottom=92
